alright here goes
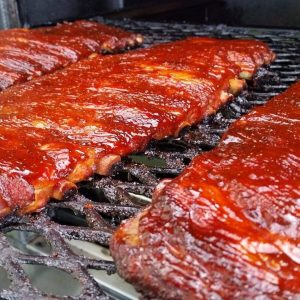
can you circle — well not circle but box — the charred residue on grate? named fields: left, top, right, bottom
left=0, top=20, right=299, bottom=299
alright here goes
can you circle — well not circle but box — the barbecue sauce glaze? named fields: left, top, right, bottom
left=111, top=81, right=300, bottom=299
left=0, top=37, right=274, bottom=216
left=0, top=20, right=143, bottom=90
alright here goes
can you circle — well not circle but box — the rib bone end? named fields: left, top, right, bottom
left=96, top=154, right=121, bottom=176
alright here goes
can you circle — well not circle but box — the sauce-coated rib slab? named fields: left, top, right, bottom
left=111, top=81, right=300, bottom=299
left=0, top=20, right=143, bottom=90
left=0, top=37, right=274, bottom=217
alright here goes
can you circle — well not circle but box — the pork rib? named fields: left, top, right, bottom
left=0, top=20, right=143, bottom=90
left=0, top=37, right=274, bottom=217
left=110, top=81, right=300, bottom=299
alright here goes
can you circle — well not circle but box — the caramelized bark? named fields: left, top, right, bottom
left=0, top=20, right=143, bottom=90
left=0, top=37, right=274, bottom=217
left=111, top=82, right=300, bottom=299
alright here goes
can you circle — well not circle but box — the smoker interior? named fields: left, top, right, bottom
left=0, top=19, right=299, bottom=300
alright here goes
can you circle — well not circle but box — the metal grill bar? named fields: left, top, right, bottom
left=0, top=19, right=299, bottom=299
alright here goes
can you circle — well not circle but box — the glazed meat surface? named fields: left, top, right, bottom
left=110, top=81, right=300, bottom=299
left=0, top=37, right=274, bottom=217
left=0, top=20, right=143, bottom=90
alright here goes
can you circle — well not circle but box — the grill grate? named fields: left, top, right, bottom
left=0, top=19, right=300, bottom=299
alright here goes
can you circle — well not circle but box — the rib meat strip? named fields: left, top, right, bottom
left=0, top=20, right=143, bottom=90
left=0, top=37, right=274, bottom=217
left=110, top=81, right=300, bottom=299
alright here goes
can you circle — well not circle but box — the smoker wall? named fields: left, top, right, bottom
left=17, top=0, right=124, bottom=26
left=0, top=0, right=299, bottom=29
left=136, top=0, right=300, bottom=29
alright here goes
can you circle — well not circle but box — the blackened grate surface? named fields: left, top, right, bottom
left=0, top=20, right=300, bottom=299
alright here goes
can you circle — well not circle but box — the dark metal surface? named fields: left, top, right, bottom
left=0, top=20, right=299, bottom=299
left=2, top=0, right=300, bottom=29
left=0, top=0, right=20, bottom=29
left=17, top=0, right=123, bottom=28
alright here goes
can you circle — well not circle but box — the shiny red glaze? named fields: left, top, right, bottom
left=111, top=81, right=300, bottom=299
left=0, top=37, right=274, bottom=216
left=0, top=20, right=142, bottom=90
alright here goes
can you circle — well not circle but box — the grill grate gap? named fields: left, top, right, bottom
left=0, top=19, right=299, bottom=299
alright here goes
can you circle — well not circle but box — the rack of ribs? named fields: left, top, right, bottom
left=110, top=81, right=300, bottom=299
left=0, top=20, right=143, bottom=90
left=0, top=37, right=274, bottom=218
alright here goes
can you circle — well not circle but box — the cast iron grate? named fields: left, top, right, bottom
left=0, top=20, right=299, bottom=299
